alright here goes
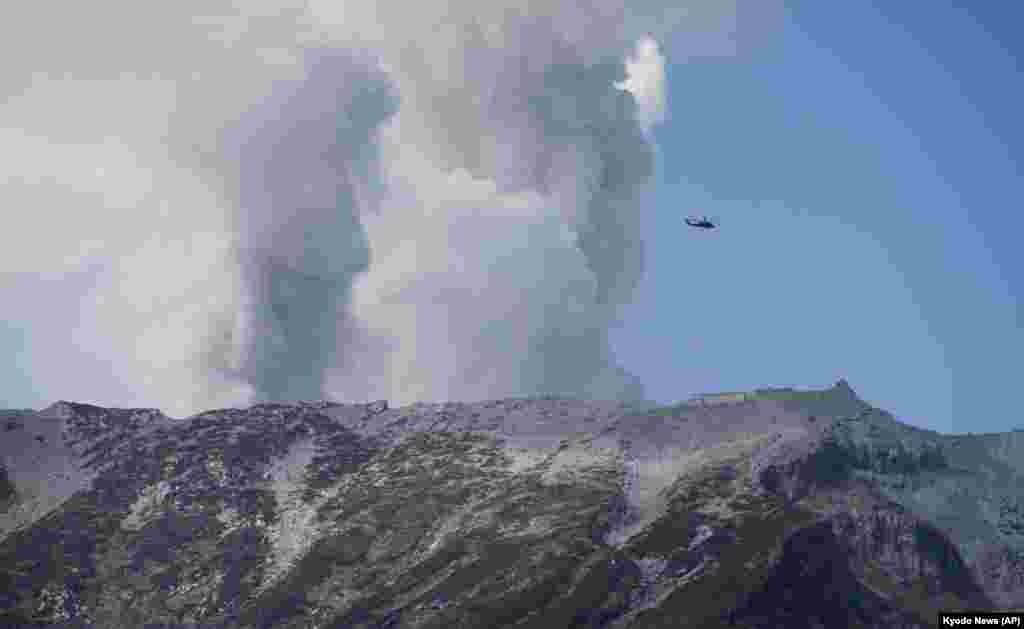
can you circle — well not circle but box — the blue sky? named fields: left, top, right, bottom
left=614, top=1, right=1023, bottom=434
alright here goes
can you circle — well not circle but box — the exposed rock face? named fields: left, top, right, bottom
left=0, top=384, right=1021, bottom=628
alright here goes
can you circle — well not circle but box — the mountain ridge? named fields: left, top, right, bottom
left=1, top=382, right=1022, bottom=627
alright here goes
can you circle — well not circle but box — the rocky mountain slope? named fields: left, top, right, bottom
left=1, top=382, right=1021, bottom=628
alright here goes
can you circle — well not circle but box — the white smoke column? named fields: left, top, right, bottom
left=0, top=1, right=756, bottom=415
left=619, top=37, right=668, bottom=132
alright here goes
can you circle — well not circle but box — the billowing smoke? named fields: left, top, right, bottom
left=220, top=50, right=396, bottom=404
left=0, top=1, right=745, bottom=416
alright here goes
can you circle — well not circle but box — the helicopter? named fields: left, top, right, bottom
left=685, top=216, right=717, bottom=230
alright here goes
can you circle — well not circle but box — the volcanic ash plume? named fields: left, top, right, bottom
left=0, top=2, right=742, bottom=415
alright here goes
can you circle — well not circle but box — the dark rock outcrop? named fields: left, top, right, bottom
left=0, top=383, right=1020, bottom=627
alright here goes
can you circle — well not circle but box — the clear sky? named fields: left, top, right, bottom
left=613, top=1, right=1023, bottom=434
left=0, top=2, right=1019, bottom=436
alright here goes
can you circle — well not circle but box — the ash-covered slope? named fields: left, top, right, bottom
left=1, top=384, right=1020, bottom=628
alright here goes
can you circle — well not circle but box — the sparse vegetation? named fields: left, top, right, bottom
left=1, top=390, right=1020, bottom=627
